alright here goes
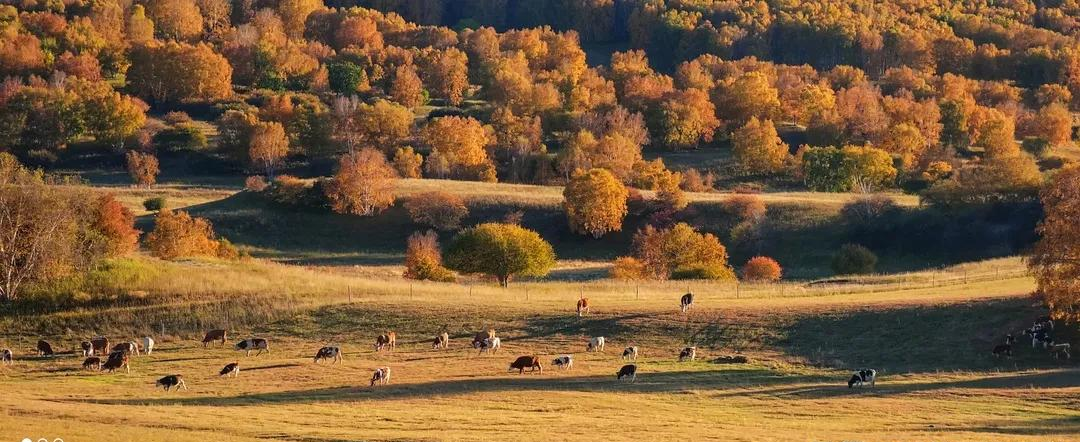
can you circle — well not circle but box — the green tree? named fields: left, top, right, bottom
left=444, top=223, right=556, bottom=286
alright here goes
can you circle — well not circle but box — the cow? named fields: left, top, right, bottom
left=314, top=346, right=342, bottom=364
left=552, top=355, right=573, bottom=370
left=472, top=329, right=496, bottom=348
left=36, top=340, right=54, bottom=356
left=680, top=293, right=694, bottom=313
left=576, top=298, right=590, bottom=317
left=91, top=336, right=109, bottom=356
left=1024, top=328, right=1053, bottom=349
left=156, top=374, right=187, bottom=391
left=82, top=357, right=102, bottom=370
left=219, top=362, right=240, bottom=377
left=508, top=355, right=543, bottom=374
left=1, top=348, right=12, bottom=365
left=142, top=337, right=155, bottom=355
left=113, top=342, right=138, bottom=356
left=847, top=369, right=877, bottom=388
left=202, top=329, right=228, bottom=347
left=432, top=332, right=449, bottom=350
left=992, top=335, right=1014, bottom=358
left=102, top=351, right=129, bottom=373
left=370, top=367, right=391, bottom=386
left=478, top=337, right=501, bottom=355
left=80, top=341, right=93, bottom=357
left=678, top=346, right=696, bottom=362
left=617, top=364, right=637, bottom=382
left=587, top=336, right=605, bottom=353
left=375, top=332, right=396, bottom=352
left=622, top=346, right=638, bottom=361
left=235, top=338, right=269, bottom=356
left=1050, top=342, right=1072, bottom=360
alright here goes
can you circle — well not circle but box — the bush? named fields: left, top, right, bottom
left=152, top=125, right=208, bottom=152
left=1022, top=137, right=1051, bottom=158
left=742, top=256, right=782, bottom=282
left=404, top=192, right=469, bottom=231
left=445, top=223, right=555, bottom=286
left=245, top=175, right=269, bottom=192
left=831, top=244, right=878, bottom=275
left=631, top=223, right=737, bottom=281
left=680, top=168, right=714, bottom=192
left=143, top=197, right=167, bottom=212
left=403, top=230, right=455, bottom=282
left=610, top=256, right=648, bottom=280
left=144, top=210, right=233, bottom=260
left=723, top=194, right=766, bottom=222
left=163, top=111, right=192, bottom=125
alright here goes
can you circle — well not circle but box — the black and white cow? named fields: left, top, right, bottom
left=82, top=357, right=102, bottom=370
left=219, top=362, right=240, bottom=377
left=370, top=367, right=391, bottom=386
left=432, top=332, right=449, bottom=350
left=680, top=293, right=694, bottom=313
left=847, top=369, right=877, bottom=388
left=156, top=374, right=187, bottom=391
left=552, top=355, right=573, bottom=370
left=314, top=346, right=342, bottom=364
left=1024, top=328, right=1053, bottom=349
left=1, top=348, right=12, bottom=365
left=992, top=334, right=1014, bottom=357
left=622, top=346, right=638, bottom=361
left=80, top=341, right=93, bottom=357
left=235, top=338, right=269, bottom=356
left=617, top=364, right=637, bottom=382
left=678, top=346, right=696, bottom=362
left=478, top=337, right=501, bottom=355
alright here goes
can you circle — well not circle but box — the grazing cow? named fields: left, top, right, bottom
left=1050, top=343, right=1072, bottom=360
left=432, top=332, right=449, bottom=350
left=472, top=329, right=496, bottom=348
left=552, top=355, right=573, bottom=370
left=235, top=338, right=269, bottom=356
left=1024, top=329, right=1053, bottom=349
left=478, top=337, right=501, bottom=355
left=91, top=336, right=109, bottom=356
left=219, top=362, right=240, bottom=377
left=678, top=346, right=696, bottom=362
left=314, top=346, right=342, bottom=364
left=617, top=364, right=637, bottom=382
left=847, top=369, right=877, bottom=388
left=992, top=335, right=1014, bottom=358
left=1, top=348, right=12, bottom=365
left=36, top=340, right=54, bottom=356
left=680, top=293, right=694, bottom=313
left=508, top=355, right=543, bottom=374
left=80, top=341, right=93, bottom=357
left=156, top=375, right=187, bottom=391
left=82, top=357, right=102, bottom=370
left=576, top=298, right=590, bottom=317
left=113, top=342, right=138, bottom=355
left=375, top=332, right=396, bottom=352
left=370, top=367, right=391, bottom=386
left=102, top=351, right=129, bottom=373
left=622, top=346, right=638, bottom=361
left=202, top=329, right=228, bottom=347
left=142, top=337, right=155, bottom=355
left=587, top=337, right=605, bottom=352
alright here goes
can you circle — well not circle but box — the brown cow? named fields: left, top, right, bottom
left=375, top=332, right=396, bottom=352
left=202, top=329, right=228, bottom=347
left=102, top=351, right=129, bottom=373
left=576, top=298, right=589, bottom=317
left=82, top=357, right=102, bottom=370
left=36, top=340, right=54, bottom=356
left=113, top=342, right=138, bottom=355
left=91, top=336, right=109, bottom=356
left=156, top=374, right=187, bottom=391
left=508, top=355, right=543, bottom=374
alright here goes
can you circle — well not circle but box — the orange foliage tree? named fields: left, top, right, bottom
left=1030, top=165, right=1080, bottom=322
left=93, top=194, right=140, bottom=257
left=324, top=148, right=397, bottom=216
left=248, top=121, right=289, bottom=177
left=125, top=151, right=160, bottom=188
left=404, top=191, right=469, bottom=231
left=403, top=230, right=455, bottom=282
left=145, top=209, right=232, bottom=260
left=421, top=116, right=495, bottom=181
left=563, top=168, right=628, bottom=238
left=742, top=256, right=782, bottom=282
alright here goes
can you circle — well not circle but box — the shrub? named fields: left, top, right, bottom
left=723, top=194, right=766, bottom=222
left=680, top=168, right=714, bottom=192
left=163, top=111, right=192, bottom=125
left=144, top=210, right=233, bottom=260
left=93, top=194, right=140, bottom=257
left=831, top=243, right=878, bottom=275
left=245, top=175, right=269, bottom=192
left=152, top=125, right=208, bottom=152
left=610, top=256, right=648, bottom=280
left=445, top=223, right=555, bottom=286
left=742, top=256, right=782, bottom=282
left=405, top=192, right=469, bottom=231
left=631, top=223, right=736, bottom=281
left=143, top=197, right=167, bottom=212
left=403, top=230, right=455, bottom=282
left=125, top=151, right=159, bottom=188
left=1021, top=137, right=1051, bottom=158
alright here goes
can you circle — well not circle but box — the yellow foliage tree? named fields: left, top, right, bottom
left=563, top=168, right=629, bottom=238
left=324, top=148, right=397, bottom=216
left=732, top=117, right=788, bottom=174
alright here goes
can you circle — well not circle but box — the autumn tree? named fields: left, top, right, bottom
left=724, top=194, right=766, bottom=222
left=145, top=209, right=233, bottom=260
left=651, top=88, right=720, bottom=150
left=126, top=150, right=160, bottom=188
left=403, top=230, right=455, bottom=282
left=732, top=117, right=788, bottom=174
left=609, top=256, right=649, bottom=280
left=248, top=121, right=288, bottom=177
left=145, top=0, right=203, bottom=40
left=563, top=168, right=628, bottom=238
left=324, top=148, right=397, bottom=216
left=421, top=116, right=495, bottom=181
left=127, top=42, right=232, bottom=103
left=93, top=194, right=140, bottom=257
left=556, top=130, right=641, bottom=181
left=1031, top=103, right=1072, bottom=148
left=630, top=223, right=736, bottom=280
left=1030, top=165, right=1080, bottom=321
left=444, top=223, right=556, bottom=286
left=393, top=146, right=423, bottom=178
left=743, top=256, right=782, bottom=282
left=418, top=47, right=468, bottom=105
left=333, top=98, right=412, bottom=154
left=880, top=123, right=927, bottom=171
left=390, top=64, right=425, bottom=108
left=404, top=191, right=469, bottom=231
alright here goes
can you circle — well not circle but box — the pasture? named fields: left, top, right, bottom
left=1, top=256, right=1077, bottom=441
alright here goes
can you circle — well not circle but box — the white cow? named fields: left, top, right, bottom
left=587, top=336, right=605, bottom=352
left=142, top=337, right=155, bottom=355
left=478, top=337, right=501, bottom=355
left=552, top=355, right=573, bottom=370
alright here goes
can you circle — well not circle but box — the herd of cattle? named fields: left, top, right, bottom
left=0, top=294, right=1069, bottom=393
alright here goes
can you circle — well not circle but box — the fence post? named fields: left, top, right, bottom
left=736, top=282, right=740, bottom=299
left=525, top=287, right=529, bottom=301
left=635, top=285, right=639, bottom=300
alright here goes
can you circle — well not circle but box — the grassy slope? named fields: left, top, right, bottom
left=1, top=256, right=1076, bottom=442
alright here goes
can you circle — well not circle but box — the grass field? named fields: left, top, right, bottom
left=2, top=255, right=1077, bottom=441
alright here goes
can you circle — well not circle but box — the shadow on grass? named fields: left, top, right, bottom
left=962, top=415, right=1080, bottom=436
